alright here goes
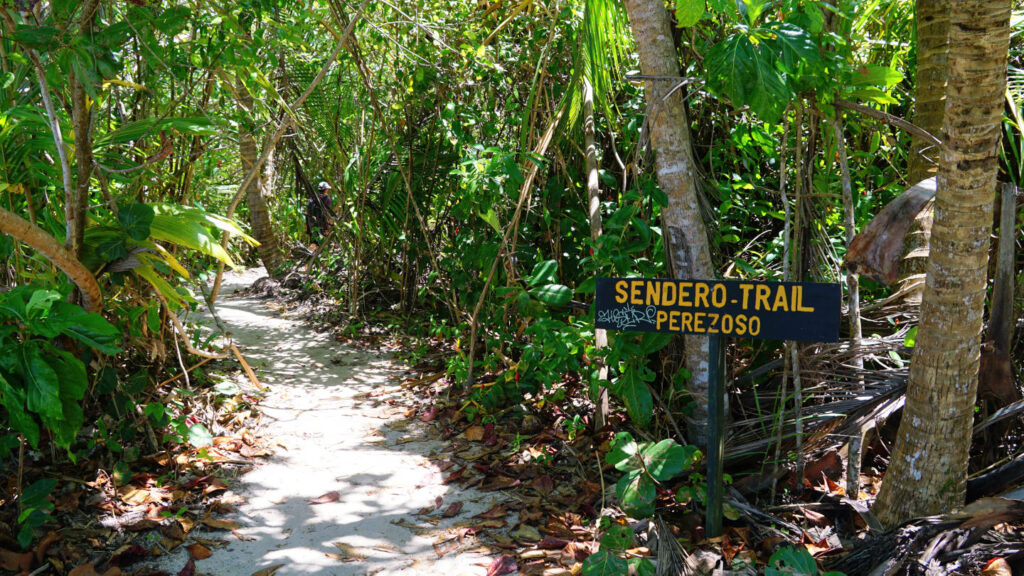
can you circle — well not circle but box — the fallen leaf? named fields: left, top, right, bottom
left=485, top=555, right=518, bottom=576
left=0, top=548, right=33, bottom=572
left=307, top=491, right=340, bottom=504
left=475, top=504, right=508, bottom=519
left=203, top=517, right=242, bottom=530
left=185, top=544, right=212, bottom=560
left=250, top=564, right=286, bottom=576
left=442, top=502, right=463, bottom=518
left=465, top=426, right=485, bottom=441
left=177, top=558, right=195, bottom=576
left=110, top=544, right=149, bottom=567
left=232, top=530, right=256, bottom=541
left=420, top=407, right=440, bottom=422
left=538, top=535, right=571, bottom=550
left=68, top=564, right=122, bottom=576
left=331, top=542, right=368, bottom=562
left=514, top=524, right=542, bottom=543
left=34, top=530, right=60, bottom=564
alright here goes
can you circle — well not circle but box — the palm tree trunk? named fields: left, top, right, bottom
left=908, top=0, right=949, bottom=184
left=237, top=79, right=284, bottom=275
left=623, top=0, right=715, bottom=446
left=873, top=0, right=1011, bottom=527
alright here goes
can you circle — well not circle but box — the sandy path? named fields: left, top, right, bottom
left=151, top=270, right=499, bottom=575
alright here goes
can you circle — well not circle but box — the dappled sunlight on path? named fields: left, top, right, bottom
left=150, top=270, right=500, bottom=576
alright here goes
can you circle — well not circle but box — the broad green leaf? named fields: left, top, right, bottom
left=643, top=439, right=688, bottom=481
left=606, top=431, right=639, bottom=471
left=705, top=33, right=790, bottom=123
left=528, top=260, right=559, bottom=287
left=847, top=87, right=900, bottom=105
left=582, top=551, right=628, bottom=576
left=25, top=289, right=60, bottom=317
left=21, top=347, right=62, bottom=421
left=599, top=523, right=633, bottom=550
left=611, top=368, right=654, bottom=427
left=53, top=303, right=122, bottom=355
left=118, top=202, right=155, bottom=241
left=675, top=0, right=705, bottom=27
left=478, top=208, right=501, bottom=234
left=766, top=546, right=818, bottom=576
left=20, top=478, right=55, bottom=509
left=531, top=284, right=572, bottom=307
left=764, top=23, right=820, bottom=72
left=616, top=469, right=656, bottom=517
left=849, top=64, right=904, bottom=88
left=628, top=558, right=656, bottom=576
left=134, top=259, right=194, bottom=310
left=188, top=424, right=213, bottom=448
left=148, top=216, right=238, bottom=268
left=1, top=379, right=40, bottom=448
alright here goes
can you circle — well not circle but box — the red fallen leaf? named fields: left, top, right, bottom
left=34, top=530, right=60, bottom=564
left=443, top=467, right=466, bottom=484
left=532, top=475, right=555, bottom=494
left=441, top=502, right=463, bottom=518
left=185, top=543, right=212, bottom=560
left=475, top=518, right=508, bottom=529
left=179, top=476, right=212, bottom=490
left=801, top=507, right=830, bottom=527
left=110, top=544, right=149, bottom=566
left=538, top=535, right=571, bottom=550
left=0, top=548, right=33, bottom=572
left=465, top=426, right=486, bottom=442
left=420, top=407, right=440, bottom=422
left=485, top=554, right=518, bottom=576
left=479, top=476, right=520, bottom=492
left=474, top=504, right=508, bottom=520
left=204, top=479, right=229, bottom=495
left=437, top=460, right=455, bottom=472
left=177, top=558, right=196, bottom=576
left=436, top=496, right=444, bottom=508
left=307, top=491, right=340, bottom=504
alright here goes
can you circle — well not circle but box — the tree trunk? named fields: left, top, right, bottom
left=623, top=0, right=715, bottom=446
left=584, top=78, right=610, bottom=430
left=237, top=79, right=284, bottom=275
left=908, top=0, right=949, bottom=184
left=0, top=207, right=102, bottom=314
left=873, top=0, right=1011, bottom=527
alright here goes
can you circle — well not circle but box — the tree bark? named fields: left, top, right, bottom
left=908, top=0, right=949, bottom=184
left=873, top=0, right=1011, bottom=526
left=623, top=0, right=715, bottom=446
left=236, top=78, right=284, bottom=275
left=0, top=207, right=102, bottom=314
left=584, top=78, right=610, bottom=430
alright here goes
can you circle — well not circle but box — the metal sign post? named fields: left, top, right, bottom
left=594, top=277, right=841, bottom=538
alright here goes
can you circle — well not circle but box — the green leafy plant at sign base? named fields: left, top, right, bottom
left=16, top=478, right=56, bottom=548
left=766, top=546, right=846, bottom=576
left=581, top=517, right=655, bottom=576
left=0, top=286, right=122, bottom=456
left=605, top=431, right=702, bottom=517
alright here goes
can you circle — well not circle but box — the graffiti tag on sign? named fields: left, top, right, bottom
left=595, top=277, right=841, bottom=342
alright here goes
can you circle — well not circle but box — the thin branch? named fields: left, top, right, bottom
left=834, top=98, right=940, bottom=146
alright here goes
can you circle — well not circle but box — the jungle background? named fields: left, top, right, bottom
left=0, top=0, right=1023, bottom=574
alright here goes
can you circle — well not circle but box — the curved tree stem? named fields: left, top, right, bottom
left=0, top=206, right=102, bottom=313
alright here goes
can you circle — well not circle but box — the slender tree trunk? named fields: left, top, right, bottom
left=69, top=72, right=93, bottom=260
left=623, top=0, right=715, bottom=446
left=236, top=78, right=284, bottom=275
left=584, top=78, right=610, bottom=430
left=873, top=0, right=1011, bottom=526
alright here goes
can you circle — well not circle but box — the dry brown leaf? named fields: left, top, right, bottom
left=307, top=491, right=340, bottom=504
left=203, top=517, right=242, bottom=530
left=185, top=543, right=212, bottom=560
left=465, top=426, right=485, bottom=442
left=1, top=548, right=34, bottom=572
left=250, top=564, right=286, bottom=576
left=441, top=502, right=463, bottom=518
left=68, top=563, right=122, bottom=576
left=332, top=542, right=368, bottom=562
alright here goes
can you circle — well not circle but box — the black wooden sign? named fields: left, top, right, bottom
left=595, top=277, right=841, bottom=342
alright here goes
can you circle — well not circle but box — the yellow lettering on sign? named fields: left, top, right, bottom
left=630, top=280, right=643, bottom=305
left=755, top=285, right=771, bottom=311
left=647, top=281, right=661, bottom=306
left=656, top=310, right=668, bottom=330
left=668, top=311, right=680, bottom=332
left=795, top=285, right=815, bottom=312
left=772, top=285, right=789, bottom=312
left=662, top=282, right=677, bottom=306
left=712, top=284, right=727, bottom=308
left=680, top=312, right=693, bottom=332
left=678, top=282, right=693, bottom=307
left=693, top=312, right=706, bottom=332
left=695, top=283, right=710, bottom=308
left=615, top=281, right=628, bottom=304
left=739, top=284, right=754, bottom=309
